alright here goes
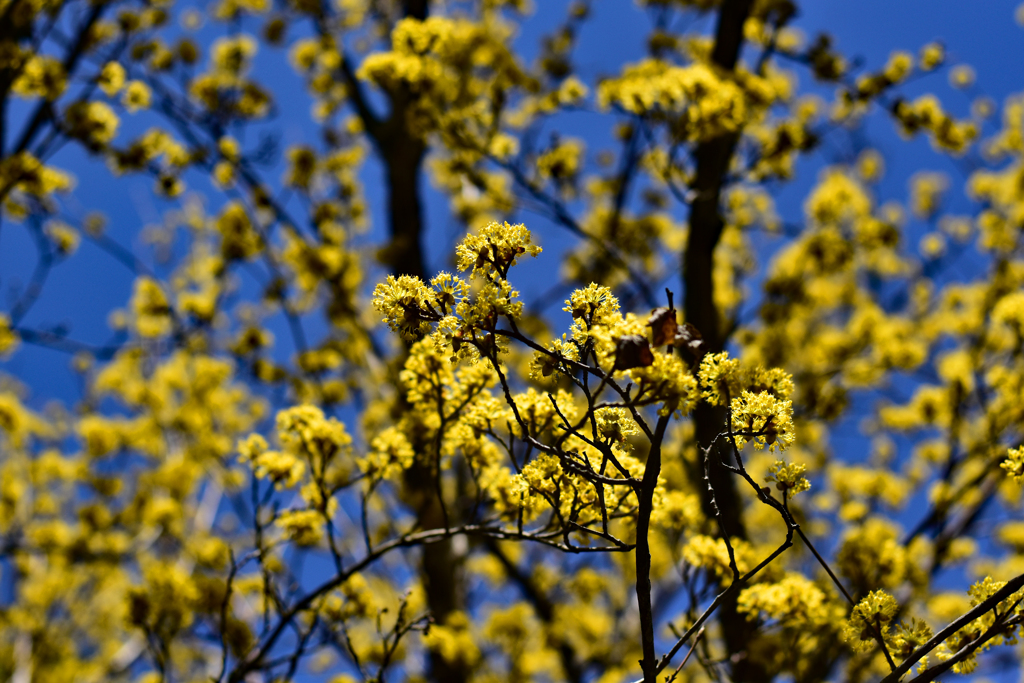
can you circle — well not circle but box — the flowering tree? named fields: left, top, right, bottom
left=2, top=0, right=1024, bottom=682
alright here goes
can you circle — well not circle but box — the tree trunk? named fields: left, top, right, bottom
left=682, top=1, right=769, bottom=680
left=377, top=29, right=470, bottom=675
left=381, top=134, right=428, bottom=280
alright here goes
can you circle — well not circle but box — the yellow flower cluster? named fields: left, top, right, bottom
left=894, top=94, right=978, bottom=154
left=423, top=612, right=482, bottom=668
left=122, top=80, right=152, bottom=112
left=935, top=577, right=1024, bottom=673
left=730, top=391, right=795, bottom=452
left=682, top=534, right=756, bottom=584
left=0, top=152, right=73, bottom=206
left=64, top=101, right=120, bottom=148
left=909, top=171, right=949, bottom=219
left=836, top=517, right=913, bottom=593
left=130, top=277, right=173, bottom=338
left=276, top=508, right=325, bottom=546
left=373, top=274, right=443, bottom=340
left=363, top=427, right=416, bottom=480
left=320, top=573, right=377, bottom=622
left=628, top=351, right=700, bottom=416
left=455, top=221, right=542, bottom=278
left=738, top=573, right=835, bottom=627
left=536, top=138, right=585, bottom=185
left=97, top=61, right=126, bottom=96
left=598, top=60, right=749, bottom=141
left=239, top=432, right=305, bottom=487
left=215, top=201, right=263, bottom=261
left=698, top=351, right=795, bottom=406
left=109, top=128, right=190, bottom=180
left=842, top=589, right=899, bottom=652
left=189, top=34, right=270, bottom=118
left=361, top=18, right=477, bottom=92
left=44, top=220, right=80, bottom=255
left=698, top=351, right=743, bottom=405
left=374, top=222, right=539, bottom=358
left=12, top=55, right=67, bottom=100
left=276, top=404, right=353, bottom=469
left=358, top=16, right=530, bottom=138
left=805, top=169, right=872, bottom=227
left=765, top=459, right=810, bottom=495
left=0, top=314, right=19, bottom=357
left=1003, top=446, right=1024, bottom=483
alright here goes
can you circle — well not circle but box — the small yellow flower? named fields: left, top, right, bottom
left=372, top=274, right=440, bottom=340
left=455, top=221, right=541, bottom=279
left=698, top=351, right=742, bottom=406
left=1002, top=447, right=1024, bottom=483
left=919, top=232, right=946, bottom=260
left=919, top=42, right=944, bottom=71
left=883, top=51, right=912, bottom=83
left=276, top=509, right=324, bottom=546
left=122, top=80, right=152, bottom=112
left=44, top=221, right=80, bottom=256
left=730, top=390, right=795, bottom=451
left=0, top=314, right=19, bottom=357
left=856, top=149, right=885, bottom=183
left=97, top=61, right=127, bottom=96
left=949, top=64, right=975, bottom=90
left=65, top=101, right=120, bottom=146
left=842, top=589, right=899, bottom=652
left=765, top=460, right=810, bottom=496
left=130, top=277, right=172, bottom=338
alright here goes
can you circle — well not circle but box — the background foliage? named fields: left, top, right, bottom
left=3, top=1, right=1024, bottom=682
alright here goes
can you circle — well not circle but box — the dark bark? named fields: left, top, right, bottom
left=387, top=138, right=469, bottom=679
left=637, top=417, right=670, bottom=682
left=405, top=0, right=428, bottom=20
left=380, top=134, right=428, bottom=279
left=681, top=0, right=767, bottom=680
